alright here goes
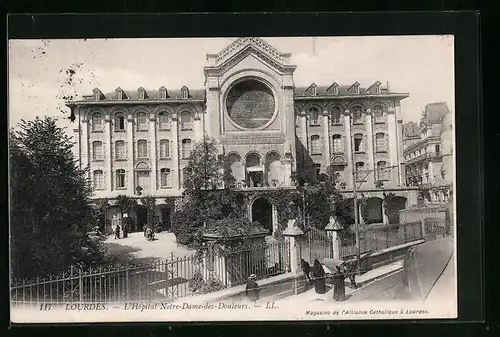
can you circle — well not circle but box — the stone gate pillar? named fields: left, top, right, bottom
left=282, top=219, right=304, bottom=275
left=325, top=216, right=344, bottom=260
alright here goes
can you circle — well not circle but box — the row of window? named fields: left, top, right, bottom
left=308, top=133, right=388, bottom=155
left=91, top=139, right=193, bottom=161
left=354, top=161, right=390, bottom=181
left=92, top=168, right=184, bottom=190
left=90, top=110, right=194, bottom=132
left=304, top=105, right=386, bottom=126
left=405, top=144, right=441, bottom=161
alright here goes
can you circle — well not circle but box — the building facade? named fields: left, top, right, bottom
left=403, top=102, right=453, bottom=204
left=68, top=37, right=416, bottom=232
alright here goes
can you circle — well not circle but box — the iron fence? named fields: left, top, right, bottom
left=339, top=222, right=424, bottom=258
left=10, top=241, right=291, bottom=305
left=423, top=217, right=448, bottom=239
left=298, top=228, right=333, bottom=263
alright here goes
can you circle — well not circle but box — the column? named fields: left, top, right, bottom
left=300, top=111, right=308, bottom=151
left=127, top=114, right=135, bottom=194
left=395, top=102, right=404, bottom=186
left=104, top=114, right=113, bottom=191
left=80, top=118, right=89, bottom=177
left=365, top=109, right=375, bottom=185
left=343, top=111, right=353, bottom=189
left=194, top=113, right=203, bottom=142
left=387, top=107, right=398, bottom=186
left=149, top=113, right=157, bottom=192
left=171, top=113, right=180, bottom=190
left=323, top=111, right=331, bottom=168
left=240, top=160, right=247, bottom=187
left=205, top=87, right=220, bottom=138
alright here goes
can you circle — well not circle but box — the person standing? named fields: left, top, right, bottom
left=245, top=274, right=260, bottom=306
left=114, top=224, right=121, bottom=239
left=311, top=259, right=326, bottom=299
left=333, top=265, right=346, bottom=301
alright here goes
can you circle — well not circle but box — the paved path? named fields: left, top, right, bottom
left=103, top=232, right=194, bottom=264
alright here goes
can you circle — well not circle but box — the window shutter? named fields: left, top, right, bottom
left=363, top=135, right=368, bottom=152
left=103, top=170, right=108, bottom=190
left=148, top=141, right=151, bottom=158
left=320, top=136, right=324, bottom=154
left=385, top=134, right=389, bottom=151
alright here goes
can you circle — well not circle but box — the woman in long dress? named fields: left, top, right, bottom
left=311, top=259, right=326, bottom=297
left=333, top=265, right=346, bottom=301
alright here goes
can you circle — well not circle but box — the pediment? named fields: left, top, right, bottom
left=205, top=37, right=296, bottom=75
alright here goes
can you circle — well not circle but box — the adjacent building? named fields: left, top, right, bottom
left=403, top=102, right=453, bottom=204
left=67, top=37, right=417, bottom=233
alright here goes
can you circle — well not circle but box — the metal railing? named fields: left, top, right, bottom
left=10, top=241, right=291, bottom=305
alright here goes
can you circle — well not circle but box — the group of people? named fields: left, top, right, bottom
left=301, top=258, right=349, bottom=302
left=143, top=225, right=155, bottom=241
left=114, top=223, right=129, bottom=239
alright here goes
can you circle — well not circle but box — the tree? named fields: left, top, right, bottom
left=9, top=117, right=103, bottom=280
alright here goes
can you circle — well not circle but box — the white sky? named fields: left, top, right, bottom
left=8, top=36, right=454, bottom=133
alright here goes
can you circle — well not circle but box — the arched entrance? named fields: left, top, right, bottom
left=384, top=196, right=407, bottom=224
left=250, top=197, right=276, bottom=234
left=246, top=153, right=263, bottom=187
left=265, top=152, right=282, bottom=187
left=364, top=197, right=384, bottom=224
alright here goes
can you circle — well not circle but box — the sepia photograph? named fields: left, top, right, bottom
left=9, top=35, right=457, bottom=322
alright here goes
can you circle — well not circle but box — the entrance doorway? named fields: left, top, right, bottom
left=251, top=197, right=274, bottom=233
left=161, top=207, right=171, bottom=231
left=136, top=205, right=147, bottom=230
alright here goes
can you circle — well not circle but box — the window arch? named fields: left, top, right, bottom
left=93, top=170, right=104, bottom=190
left=137, top=139, right=148, bottom=158
left=159, top=139, right=170, bottom=159
left=353, top=133, right=364, bottom=152
left=114, top=112, right=125, bottom=131
left=352, top=106, right=363, bottom=124
left=115, top=140, right=126, bottom=160
left=331, top=107, right=341, bottom=124
left=375, top=132, right=386, bottom=152
left=116, top=169, right=126, bottom=188
left=158, top=111, right=170, bottom=130
left=331, top=134, right=343, bottom=153
left=309, top=107, right=320, bottom=126
left=181, top=139, right=192, bottom=159
left=355, top=162, right=365, bottom=181
left=377, top=161, right=389, bottom=181
left=91, top=112, right=103, bottom=131
left=136, top=112, right=148, bottom=131
left=310, top=135, right=321, bottom=154
left=180, top=110, right=193, bottom=130
left=160, top=168, right=172, bottom=188
left=92, top=141, right=103, bottom=160
left=373, top=105, right=384, bottom=122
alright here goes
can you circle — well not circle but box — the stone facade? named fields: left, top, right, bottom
left=67, top=37, right=414, bottom=231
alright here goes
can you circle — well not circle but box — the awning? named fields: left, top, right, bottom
left=246, top=166, right=263, bottom=172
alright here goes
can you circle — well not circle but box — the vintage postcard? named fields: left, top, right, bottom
left=9, top=35, right=457, bottom=323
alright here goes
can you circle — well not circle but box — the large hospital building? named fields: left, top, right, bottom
left=67, top=37, right=418, bottom=233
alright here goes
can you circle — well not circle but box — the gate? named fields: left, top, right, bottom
left=298, top=228, right=333, bottom=264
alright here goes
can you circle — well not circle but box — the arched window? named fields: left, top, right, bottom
left=355, top=162, right=365, bottom=181
left=377, top=161, right=389, bottom=181
left=91, top=112, right=103, bottom=131
left=114, top=112, right=125, bottom=131
left=115, top=140, right=126, bottom=160
left=309, top=107, right=320, bottom=126
left=159, top=139, right=170, bottom=159
left=180, top=111, right=192, bottom=130
left=373, top=105, right=384, bottom=123
left=181, top=86, right=189, bottom=99
left=375, top=133, right=386, bottom=152
left=352, top=106, right=363, bottom=124
left=182, top=167, right=191, bottom=186
left=331, top=134, right=343, bottom=153
left=158, top=111, right=170, bottom=130
left=354, top=133, right=364, bottom=152
left=160, top=168, right=172, bottom=188
left=116, top=169, right=126, bottom=188
left=181, top=139, right=192, bottom=159
left=92, top=141, right=103, bottom=160
left=136, top=112, right=148, bottom=131
left=137, top=140, right=148, bottom=158
left=93, top=170, right=104, bottom=190
left=331, top=107, right=341, bottom=124
left=310, top=135, right=321, bottom=154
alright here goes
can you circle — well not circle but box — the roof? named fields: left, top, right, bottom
left=420, top=102, right=450, bottom=127
left=80, top=87, right=206, bottom=102
left=403, top=121, right=420, bottom=138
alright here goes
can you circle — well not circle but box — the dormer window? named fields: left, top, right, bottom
left=93, top=88, right=104, bottom=101
left=312, top=86, right=317, bottom=96
left=181, top=86, right=189, bottom=99
left=159, top=86, right=168, bottom=99
left=138, top=87, right=147, bottom=100
left=332, top=84, right=339, bottom=95
left=116, top=88, right=123, bottom=100
left=375, top=83, right=381, bottom=94
left=354, top=83, right=360, bottom=94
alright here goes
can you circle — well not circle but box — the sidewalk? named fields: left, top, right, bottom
left=275, top=260, right=404, bottom=305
